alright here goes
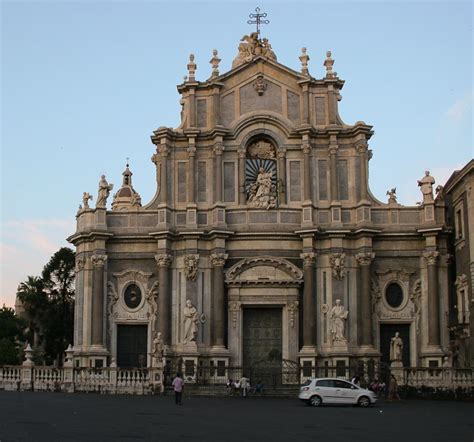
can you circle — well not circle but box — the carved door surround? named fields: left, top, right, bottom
left=107, top=270, right=158, bottom=366
left=226, top=256, right=302, bottom=365
left=373, top=268, right=418, bottom=366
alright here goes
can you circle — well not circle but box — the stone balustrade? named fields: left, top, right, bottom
left=0, top=364, right=472, bottom=395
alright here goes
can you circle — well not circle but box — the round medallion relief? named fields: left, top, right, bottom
left=124, top=284, right=142, bottom=309
left=385, top=282, right=404, bottom=308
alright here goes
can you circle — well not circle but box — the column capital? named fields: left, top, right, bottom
left=75, top=257, right=85, bottom=273
left=91, top=254, right=107, bottom=268
left=355, top=252, right=375, bottom=266
left=155, top=253, right=173, bottom=268
left=187, top=145, right=196, bottom=156
left=277, top=148, right=287, bottom=159
left=210, top=252, right=228, bottom=267
left=213, top=142, right=224, bottom=156
left=423, top=250, right=439, bottom=266
left=158, top=144, right=170, bottom=157
left=328, top=144, right=338, bottom=155
left=237, top=147, right=246, bottom=158
left=300, top=252, right=316, bottom=267
left=356, top=141, right=368, bottom=154
left=302, top=143, right=311, bottom=155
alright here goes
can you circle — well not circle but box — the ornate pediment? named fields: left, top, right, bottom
left=226, top=256, right=303, bottom=286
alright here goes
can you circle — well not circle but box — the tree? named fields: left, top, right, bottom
left=16, top=247, right=75, bottom=365
left=41, top=247, right=75, bottom=365
left=0, top=306, right=26, bottom=365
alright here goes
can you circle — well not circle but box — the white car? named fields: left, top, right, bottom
left=299, top=378, right=378, bottom=407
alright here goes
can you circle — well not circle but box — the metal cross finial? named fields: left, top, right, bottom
left=247, top=7, right=269, bottom=35
left=126, top=157, right=130, bottom=167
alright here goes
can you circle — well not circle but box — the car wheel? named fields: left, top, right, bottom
left=309, top=395, right=322, bottom=407
left=357, top=396, right=370, bottom=407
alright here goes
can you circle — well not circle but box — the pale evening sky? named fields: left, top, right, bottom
left=1, top=1, right=472, bottom=307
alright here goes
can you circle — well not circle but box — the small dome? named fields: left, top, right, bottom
left=112, top=163, right=142, bottom=211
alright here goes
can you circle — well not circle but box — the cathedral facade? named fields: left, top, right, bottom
left=69, top=33, right=454, bottom=376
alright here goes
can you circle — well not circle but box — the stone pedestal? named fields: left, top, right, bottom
left=390, top=360, right=404, bottom=383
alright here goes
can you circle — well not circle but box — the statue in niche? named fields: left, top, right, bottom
left=247, top=140, right=275, bottom=159
left=248, top=167, right=276, bottom=210
left=329, top=253, right=345, bottom=280
left=183, top=299, right=199, bottom=344
left=417, top=170, right=435, bottom=204
left=330, top=299, right=349, bottom=342
left=96, top=175, right=114, bottom=208
left=184, top=254, right=199, bottom=281
left=390, top=332, right=403, bottom=362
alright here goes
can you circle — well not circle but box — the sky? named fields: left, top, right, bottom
left=1, top=1, right=472, bottom=307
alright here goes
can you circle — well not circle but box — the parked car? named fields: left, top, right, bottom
left=299, top=378, right=378, bottom=407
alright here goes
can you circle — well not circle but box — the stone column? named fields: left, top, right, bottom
left=329, top=143, right=338, bottom=202
left=91, top=254, right=107, bottom=346
left=74, top=257, right=85, bottom=348
left=210, top=253, right=228, bottom=349
left=155, top=254, right=173, bottom=345
left=356, top=252, right=375, bottom=347
left=302, top=143, right=312, bottom=201
left=159, top=141, right=169, bottom=204
left=213, top=142, right=224, bottom=203
left=277, top=148, right=286, bottom=204
left=238, top=147, right=246, bottom=205
left=424, top=251, right=440, bottom=346
left=300, top=252, right=316, bottom=349
left=187, top=140, right=196, bottom=204
left=356, top=141, right=368, bottom=201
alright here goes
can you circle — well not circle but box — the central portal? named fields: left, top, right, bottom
left=243, top=308, right=282, bottom=367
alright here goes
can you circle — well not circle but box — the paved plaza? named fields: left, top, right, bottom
left=0, top=392, right=472, bottom=441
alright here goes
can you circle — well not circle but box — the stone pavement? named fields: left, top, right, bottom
left=0, top=391, right=472, bottom=442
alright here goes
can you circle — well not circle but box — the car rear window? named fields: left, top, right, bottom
left=301, top=379, right=312, bottom=387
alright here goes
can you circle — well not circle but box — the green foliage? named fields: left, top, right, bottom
left=0, top=306, right=26, bottom=364
left=15, top=247, right=76, bottom=365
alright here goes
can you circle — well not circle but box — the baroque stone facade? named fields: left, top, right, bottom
left=68, top=33, right=457, bottom=373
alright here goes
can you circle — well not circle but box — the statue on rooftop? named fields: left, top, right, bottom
left=232, top=33, right=277, bottom=68
left=96, top=175, right=114, bottom=208
left=417, top=170, right=435, bottom=204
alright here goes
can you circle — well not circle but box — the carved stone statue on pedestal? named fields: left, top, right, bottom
left=390, top=332, right=403, bottom=365
left=417, top=170, right=435, bottom=204
left=96, top=175, right=114, bottom=208
left=330, top=299, right=349, bottom=343
left=183, top=300, right=199, bottom=344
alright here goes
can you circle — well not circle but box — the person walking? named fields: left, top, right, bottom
left=387, top=374, right=400, bottom=402
left=172, top=373, right=184, bottom=405
left=239, top=374, right=250, bottom=397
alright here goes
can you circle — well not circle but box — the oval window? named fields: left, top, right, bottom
left=385, top=283, right=404, bottom=308
left=124, top=284, right=142, bottom=309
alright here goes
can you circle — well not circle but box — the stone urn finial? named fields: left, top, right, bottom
left=23, top=343, right=34, bottom=367
left=187, top=53, right=197, bottom=82
left=324, top=50, right=335, bottom=78
left=209, top=49, right=221, bottom=78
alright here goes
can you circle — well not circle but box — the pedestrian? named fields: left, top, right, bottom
left=351, top=375, right=360, bottom=386
left=239, top=374, right=250, bottom=397
left=387, top=374, right=400, bottom=402
left=255, top=380, right=264, bottom=395
left=172, top=373, right=184, bottom=405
